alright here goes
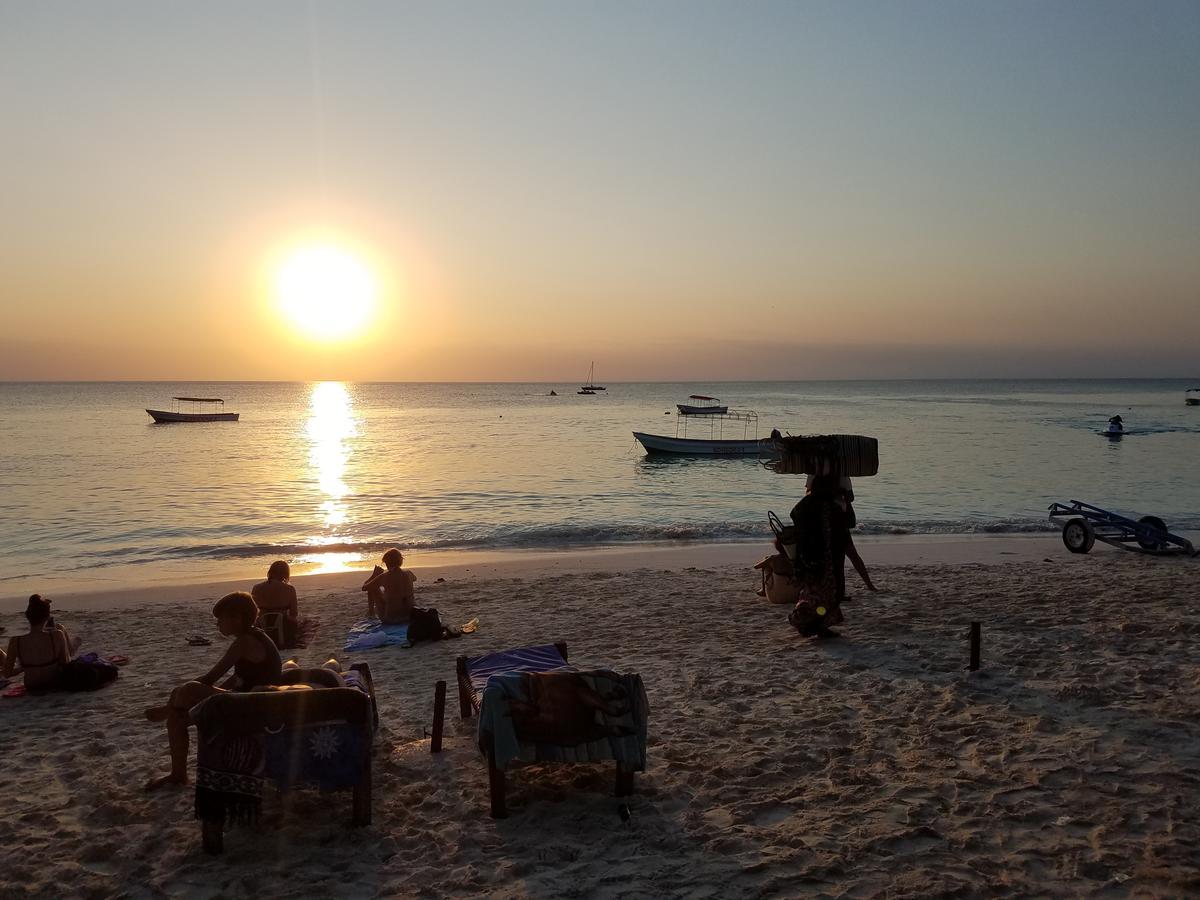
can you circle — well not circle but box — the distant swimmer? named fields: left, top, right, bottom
left=1106, top=415, right=1124, bottom=434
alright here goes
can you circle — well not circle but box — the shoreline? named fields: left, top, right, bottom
left=0, top=533, right=1141, bottom=613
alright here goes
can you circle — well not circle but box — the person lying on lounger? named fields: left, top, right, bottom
left=144, top=591, right=282, bottom=790
left=251, top=559, right=300, bottom=646
left=360, top=547, right=416, bottom=625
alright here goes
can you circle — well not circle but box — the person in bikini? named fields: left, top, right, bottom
left=2, top=596, right=74, bottom=690
left=251, top=559, right=300, bottom=647
left=144, top=591, right=282, bottom=790
left=360, top=548, right=416, bottom=624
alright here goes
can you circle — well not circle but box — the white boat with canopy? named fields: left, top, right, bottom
left=675, top=395, right=728, bottom=415
left=634, top=399, right=780, bottom=457
left=146, top=397, right=239, bottom=423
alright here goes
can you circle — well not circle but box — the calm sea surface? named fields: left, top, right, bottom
left=1, top=380, right=1197, bottom=595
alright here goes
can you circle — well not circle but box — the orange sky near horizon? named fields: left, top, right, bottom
left=2, top=3, right=1198, bottom=381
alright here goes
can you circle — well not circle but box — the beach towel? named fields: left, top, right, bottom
left=192, top=684, right=374, bottom=826
left=343, top=619, right=408, bottom=652
left=478, top=669, right=649, bottom=772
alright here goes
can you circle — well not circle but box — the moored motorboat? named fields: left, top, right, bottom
left=1187, top=389, right=1199, bottom=406
left=633, top=400, right=779, bottom=457
left=676, top=395, right=728, bottom=415
left=633, top=431, right=779, bottom=457
left=146, top=397, right=239, bottom=423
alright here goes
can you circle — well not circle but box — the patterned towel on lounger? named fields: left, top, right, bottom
left=478, top=669, right=649, bottom=772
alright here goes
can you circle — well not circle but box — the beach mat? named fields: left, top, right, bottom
left=344, top=620, right=408, bottom=652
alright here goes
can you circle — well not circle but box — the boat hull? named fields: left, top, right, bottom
left=1187, top=398, right=1199, bottom=406
left=146, top=409, right=239, bottom=423
left=633, top=432, right=779, bottom=457
left=676, top=404, right=728, bottom=415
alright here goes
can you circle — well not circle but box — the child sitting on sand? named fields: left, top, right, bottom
left=360, top=548, right=416, bottom=625
left=144, top=591, right=282, bottom=790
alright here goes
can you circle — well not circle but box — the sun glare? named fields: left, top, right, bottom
left=275, top=245, right=376, bottom=340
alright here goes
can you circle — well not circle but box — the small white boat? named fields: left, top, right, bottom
left=1187, top=389, right=1199, bottom=406
left=634, top=403, right=780, bottom=457
left=146, top=396, right=239, bottom=423
left=676, top=395, right=728, bottom=415
left=633, top=432, right=778, bottom=456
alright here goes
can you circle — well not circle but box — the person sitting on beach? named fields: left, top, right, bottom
left=251, top=559, right=300, bottom=647
left=360, top=548, right=416, bottom=625
left=144, top=591, right=282, bottom=790
left=2, top=596, right=73, bottom=690
left=788, top=475, right=849, bottom=638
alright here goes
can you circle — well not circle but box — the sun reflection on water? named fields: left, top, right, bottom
left=302, top=382, right=359, bottom=572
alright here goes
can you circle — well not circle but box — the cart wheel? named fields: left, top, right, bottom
left=1136, top=516, right=1167, bottom=551
left=1062, top=518, right=1095, bottom=554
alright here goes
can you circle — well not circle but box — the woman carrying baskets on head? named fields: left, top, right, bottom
left=786, top=475, right=849, bottom=638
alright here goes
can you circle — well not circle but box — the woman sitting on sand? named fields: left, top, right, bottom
left=144, top=591, right=282, bottom=790
left=2, top=595, right=73, bottom=690
left=787, top=475, right=849, bottom=638
left=251, top=559, right=300, bottom=647
left=360, top=547, right=416, bottom=625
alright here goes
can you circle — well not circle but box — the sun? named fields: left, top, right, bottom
left=274, top=244, right=377, bottom=340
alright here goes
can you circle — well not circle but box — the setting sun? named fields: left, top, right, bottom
left=274, top=245, right=376, bottom=340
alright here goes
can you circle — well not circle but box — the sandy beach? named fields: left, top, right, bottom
left=2, top=536, right=1198, bottom=898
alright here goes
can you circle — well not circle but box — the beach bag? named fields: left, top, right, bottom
left=407, top=607, right=445, bottom=644
left=764, top=570, right=802, bottom=605
left=58, top=653, right=120, bottom=692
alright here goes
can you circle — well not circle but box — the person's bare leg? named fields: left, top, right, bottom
left=845, top=536, right=877, bottom=591
left=146, top=681, right=220, bottom=790
left=367, top=586, right=383, bottom=619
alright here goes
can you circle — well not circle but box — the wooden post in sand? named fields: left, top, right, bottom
left=969, top=622, right=981, bottom=671
left=431, top=680, right=446, bottom=753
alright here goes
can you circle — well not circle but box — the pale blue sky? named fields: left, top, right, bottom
left=1, top=1, right=1197, bottom=379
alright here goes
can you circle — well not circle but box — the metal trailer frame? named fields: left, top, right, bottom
left=1047, top=499, right=1196, bottom=556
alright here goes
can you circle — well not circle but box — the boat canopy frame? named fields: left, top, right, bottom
left=170, top=397, right=227, bottom=412
left=675, top=408, right=760, bottom=441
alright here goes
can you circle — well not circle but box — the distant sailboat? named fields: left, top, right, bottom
left=579, top=361, right=605, bottom=394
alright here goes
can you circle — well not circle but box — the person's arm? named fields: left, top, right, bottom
left=287, top=585, right=299, bottom=620
left=53, top=630, right=70, bottom=665
left=1, top=637, right=17, bottom=677
left=361, top=566, right=386, bottom=591
left=197, top=638, right=244, bottom=686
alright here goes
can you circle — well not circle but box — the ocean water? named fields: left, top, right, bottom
left=1, top=379, right=1197, bottom=595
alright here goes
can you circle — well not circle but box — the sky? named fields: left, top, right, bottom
left=1, top=1, right=1197, bottom=381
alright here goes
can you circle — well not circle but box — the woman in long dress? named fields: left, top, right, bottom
left=787, top=475, right=849, bottom=638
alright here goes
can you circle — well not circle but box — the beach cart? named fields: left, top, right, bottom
left=1048, top=500, right=1196, bottom=556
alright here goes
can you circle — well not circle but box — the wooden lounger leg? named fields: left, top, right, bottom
left=487, top=743, right=507, bottom=819
left=202, top=818, right=224, bottom=855
left=615, top=763, right=635, bottom=798
left=352, top=757, right=372, bottom=826
left=456, top=656, right=473, bottom=718
left=431, top=680, right=446, bottom=753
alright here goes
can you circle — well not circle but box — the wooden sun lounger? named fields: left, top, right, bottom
left=193, top=662, right=377, bottom=854
left=452, top=642, right=638, bottom=818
